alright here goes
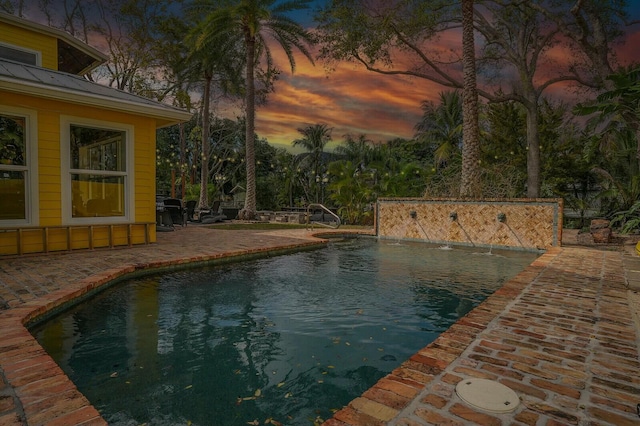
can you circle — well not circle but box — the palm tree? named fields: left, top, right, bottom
left=183, top=15, right=244, bottom=210
left=574, top=66, right=640, bottom=216
left=460, top=0, right=481, bottom=198
left=190, top=0, right=315, bottom=219
left=414, top=91, right=463, bottom=170
left=575, top=66, right=640, bottom=171
left=326, top=160, right=374, bottom=225
left=334, top=133, right=373, bottom=170
left=293, top=123, right=332, bottom=203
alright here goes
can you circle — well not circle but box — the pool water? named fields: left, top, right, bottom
left=32, top=238, right=538, bottom=425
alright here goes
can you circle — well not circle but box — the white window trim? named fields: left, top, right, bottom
left=0, top=41, right=42, bottom=67
left=60, top=116, right=135, bottom=225
left=0, top=105, right=38, bottom=226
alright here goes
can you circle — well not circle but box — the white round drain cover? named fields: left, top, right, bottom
left=455, top=378, right=519, bottom=413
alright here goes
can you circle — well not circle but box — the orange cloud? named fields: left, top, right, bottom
left=250, top=47, right=444, bottom=150
left=223, top=10, right=640, bottom=152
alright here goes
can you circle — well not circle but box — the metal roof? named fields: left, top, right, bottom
left=0, top=59, right=191, bottom=126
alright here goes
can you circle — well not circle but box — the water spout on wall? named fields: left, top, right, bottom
left=412, top=212, right=432, bottom=243
left=451, top=215, right=476, bottom=247
left=504, top=222, right=527, bottom=248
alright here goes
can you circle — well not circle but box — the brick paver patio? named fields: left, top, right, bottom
left=1, top=226, right=639, bottom=425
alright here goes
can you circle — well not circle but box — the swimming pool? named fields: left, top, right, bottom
left=31, top=238, right=538, bottom=425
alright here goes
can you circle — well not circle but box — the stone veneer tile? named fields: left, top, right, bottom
left=377, top=198, right=561, bottom=249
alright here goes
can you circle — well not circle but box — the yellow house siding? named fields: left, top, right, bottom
left=0, top=90, right=159, bottom=253
left=37, top=110, right=62, bottom=226
left=0, top=20, right=57, bottom=69
left=134, top=119, right=156, bottom=224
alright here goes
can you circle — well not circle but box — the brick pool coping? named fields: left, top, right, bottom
left=1, top=227, right=639, bottom=425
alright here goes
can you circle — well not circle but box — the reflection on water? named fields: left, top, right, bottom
left=32, top=238, right=538, bottom=426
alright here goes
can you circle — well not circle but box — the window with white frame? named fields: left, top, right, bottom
left=0, top=42, right=40, bottom=66
left=63, top=119, right=132, bottom=221
left=0, top=108, right=37, bottom=225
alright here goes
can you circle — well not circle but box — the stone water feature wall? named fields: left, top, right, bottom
left=376, top=198, right=563, bottom=250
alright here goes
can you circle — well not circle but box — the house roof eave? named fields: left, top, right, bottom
left=0, top=12, right=108, bottom=70
left=0, top=78, right=192, bottom=125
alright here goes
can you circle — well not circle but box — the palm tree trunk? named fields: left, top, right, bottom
left=179, top=122, right=186, bottom=201
left=525, top=100, right=541, bottom=198
left=460, top=0, right=481, bottom=198
left=199, top=73, right=212, bottom=210
left=240, top=35, right=257, bottom=220
left=635, top=126, right=640, bottom=173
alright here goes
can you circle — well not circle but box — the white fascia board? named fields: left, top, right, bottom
left=0, top=13, right=108, bottom=63
left=0, top=77, right=192, bottom=124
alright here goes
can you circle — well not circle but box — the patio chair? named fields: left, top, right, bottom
left=185, top=200, right=197, bottom=222
left=163, top=198, right=187, bottom=227
left=199, top=200, right=227, bottom=224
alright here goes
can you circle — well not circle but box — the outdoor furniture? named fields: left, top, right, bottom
left=221, top=207, right=239, bottom=220
left=200, top=200, right=227, bottom=224
left=156, top=201, right=174, bottom=232
left=185, top=200, right=197, bottom=222
left=163, top=198, right=187, bottom=227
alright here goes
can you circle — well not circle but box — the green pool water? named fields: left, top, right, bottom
left=32, top=238, right=538, bottom=425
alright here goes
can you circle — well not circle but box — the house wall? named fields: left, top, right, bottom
left=376, top=198, right=563, bottom=251
left=0, top=91, right=157, bottom=255
left=0, top=19, right=58, bottom=69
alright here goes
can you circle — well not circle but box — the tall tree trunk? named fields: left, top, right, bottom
left=524, top=99, right=541, bottom=198
left=635, top=126, right=640, bottom=173
left=240, top=35, right=257, bottom=220
left=198, top=73, right=212, bottom=210
left=460, top=0, right=481, bottom=198
left=179, top=122, right=186, bottom=201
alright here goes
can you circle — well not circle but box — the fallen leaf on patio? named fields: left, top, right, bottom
left=184, top=385, right=192, bottom=390
left=277, top=382, right=285, bottom=388
left=254, top=389, right=262, bottom=397
left=110, top=372, right=118, bottom=378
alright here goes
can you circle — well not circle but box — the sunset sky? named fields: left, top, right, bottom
left=231, top=1, right=640, bottom=152
left=23, top=1, right=640, bottom=152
